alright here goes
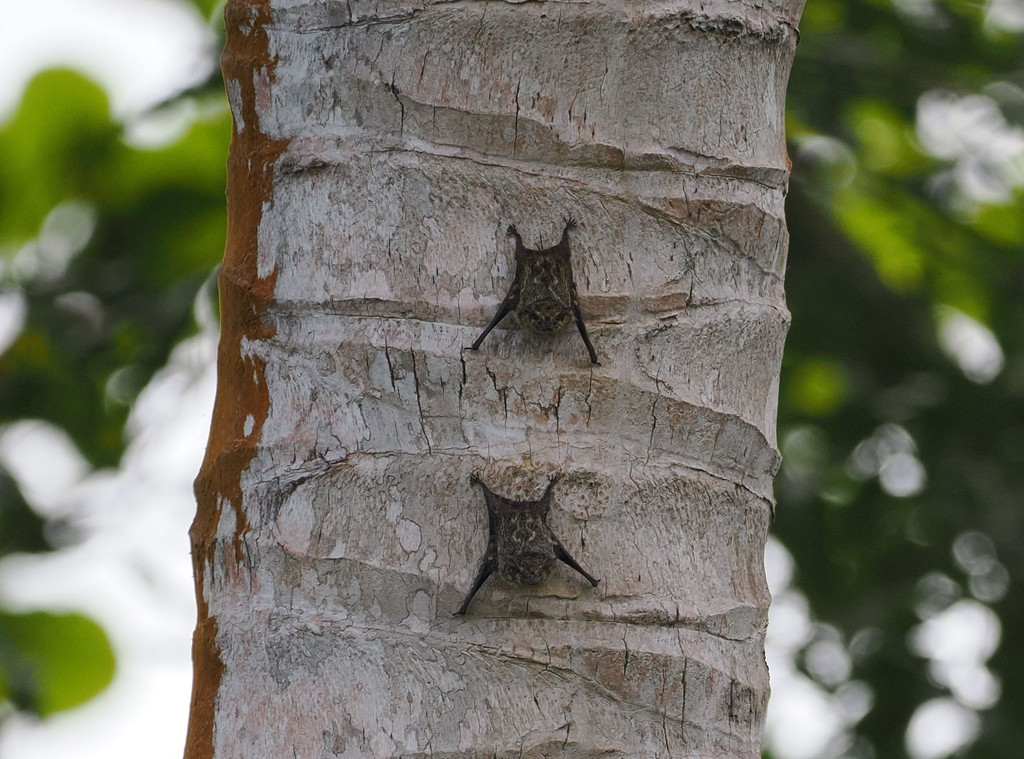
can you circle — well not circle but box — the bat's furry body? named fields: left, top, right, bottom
left=470, top=218, right=599, bottom=365
left=455, top=474, right=600, bottom=615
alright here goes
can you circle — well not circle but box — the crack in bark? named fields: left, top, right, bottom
left=484, top=366, right=508, bottom=424
left=512, top=74, right=521, bottom=159
left=681, top=656, right=689, bottom=735
left=583, top=367, right=594, bottom=426
left=458, top=350, right=468, bottom=407
left=388, top=77, right=405, bottom=135
left=646, top=388, right=659, bottom=468
left=382, top=337, right=398, bottom=391
left=659, top=665, right=672, bottom=757
left=409, top=349, right=433, bottom=453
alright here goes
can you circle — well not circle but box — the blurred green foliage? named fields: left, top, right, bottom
left=0, top=70, right=229, bottom=469
left=0, top=0, right=228, bottom=720
left=0, top=0, right=1021, bottom=754
left=781, top=0, right=1024, bottom=755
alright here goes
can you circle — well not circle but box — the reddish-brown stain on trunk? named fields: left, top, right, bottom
left=185, top=1, right=286, bottom=757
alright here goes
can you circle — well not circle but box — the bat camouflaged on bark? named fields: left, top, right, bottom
left=455, top=473, right=600, bottom=616
left=470, top=217, right=600, bottom=365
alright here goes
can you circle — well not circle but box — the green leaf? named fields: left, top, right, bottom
left=971, top=195, right=1024, bottom=247
left=833, top=186, right=926, bottom=292
left=185, top=0, right=225, bottom=21
left=0, top=611, right=115, bottom=716
left=788, top=358, right=849, bottom=416
left=846, top=99, right=929, bottom=175
left=0, top=70, right=118, bottom=245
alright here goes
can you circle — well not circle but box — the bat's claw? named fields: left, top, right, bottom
left=506, top=224, right=518, bottom=237
left=563, top=216, right=578, bottom=230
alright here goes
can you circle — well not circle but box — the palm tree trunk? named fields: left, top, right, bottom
left=187, top=0, right=803, bottom=756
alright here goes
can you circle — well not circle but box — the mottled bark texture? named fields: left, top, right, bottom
left=188, top=0, right=803, bottom=756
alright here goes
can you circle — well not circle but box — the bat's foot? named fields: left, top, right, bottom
left=563, top=216, right=578, bottom=230
left=506, top=224, right=518, bottom=236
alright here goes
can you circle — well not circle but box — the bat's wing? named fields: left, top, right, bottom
left=454, top=555, right=497, bottom=615
left=554, top=542, right=600, bottom=587
left=470, top=268, right=521, bottom=351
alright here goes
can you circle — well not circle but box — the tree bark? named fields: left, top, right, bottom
left=188, top=0, right=803, bottom=757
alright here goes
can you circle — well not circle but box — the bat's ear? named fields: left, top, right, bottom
left=470, top=473, right=495, bottom=493
left=507, top=224, right=524, bottom=252
left=539, top=475, right=561, bottom=509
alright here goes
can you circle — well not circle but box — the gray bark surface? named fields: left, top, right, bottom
left=190, top=0, right=803, bottom=756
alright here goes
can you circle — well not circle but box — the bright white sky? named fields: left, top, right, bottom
left=0, top=2, right=1002, bottom=758
left=0, top=0, right=214, bottom=120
